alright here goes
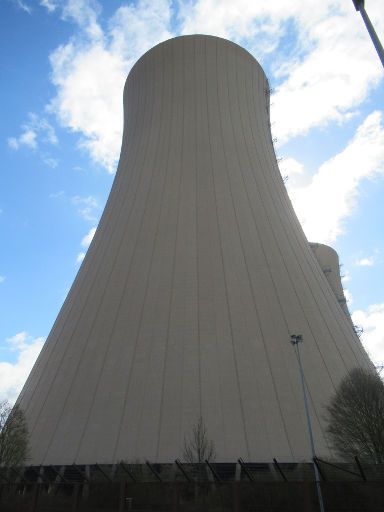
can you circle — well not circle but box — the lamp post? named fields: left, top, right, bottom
left=290, top=334, right=325, bottom=512
left=352, top=0, right=384, bottom=68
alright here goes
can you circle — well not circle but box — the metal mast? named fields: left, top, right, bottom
left=291, top=335, right=325, bottom=512
left=352, top=0, right=384, bottom=68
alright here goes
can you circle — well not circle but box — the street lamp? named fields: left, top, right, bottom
left=290, top=334, right=325, bottom=512
left=352, top=0, right=384, bottom=68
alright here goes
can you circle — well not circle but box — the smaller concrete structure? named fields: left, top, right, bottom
left=310, top=243, right=350, bottom=318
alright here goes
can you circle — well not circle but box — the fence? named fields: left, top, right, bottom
left=1, top=459, right=384, bottom=511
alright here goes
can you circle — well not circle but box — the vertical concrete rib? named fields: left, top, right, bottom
left=18, top=35, right=372, bottom=464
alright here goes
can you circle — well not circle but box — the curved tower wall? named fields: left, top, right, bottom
left=310, top=243, right=351, bottom=319
left=18, top=35, right=371, bottom=465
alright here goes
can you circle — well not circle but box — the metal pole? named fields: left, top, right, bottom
left=352, top=0, right=384, bottom=68
left=291, top=335, right=325, bottom=512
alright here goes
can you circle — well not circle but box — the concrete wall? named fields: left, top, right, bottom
left=18, top=35, right=371, bottom=465
left=310, top=243, right=351, bottom=319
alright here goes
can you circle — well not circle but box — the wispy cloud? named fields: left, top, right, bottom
left=62, top=0, right=103, bottom=40
left=8, top=113, right=58, bottom=167
left=76, top=252, right=86, bottom=264
left=42, top=154, right=59, bottom=168
left=7, top=331, right=30, bottom=349
left=39, top=0, right=57, bottom=13
left=48, top=0, right=172, bottom=172
left=72, top=195, right=99, bottom=221
left=8, top=130, right=37, bottom=150
left=288, top=111, right=384, bottom=244
left=50, top=191, right=100, bottom=220
left=49, top=190, right=65, bottom=199
left=343, top=288, right=353, bottom=305
left=76, top=226, right=96, bottom=264
left=14, top=0, right=32, bottom=14
left=355, top=257, right=375, bottom=267
left=81, top=226, right=96, bottom=247
left=0, top=276, right=6, bottom=284
left=8, top=113, right=58, bottom=150
left=0, top=332, right=45, bottom=403
left=341, top=270, right=351, bottom=284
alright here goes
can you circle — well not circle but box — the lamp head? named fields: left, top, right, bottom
left=352, top=0, right=364, bottom=11
left=290, top=334, right=303, bottom=345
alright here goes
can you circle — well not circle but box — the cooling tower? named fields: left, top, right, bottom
left=18, top=35, right=371, bottom=465
left=310, top=243, right=352, bottom=319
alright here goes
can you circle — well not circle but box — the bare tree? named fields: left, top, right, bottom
left=183, top=416, right=216, bottom=463
left=0, top=400, right=29, bottom=467
left=326, top=367, right=384, bottom=463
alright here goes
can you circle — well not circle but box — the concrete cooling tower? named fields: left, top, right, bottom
left=18, top=35, right=371, bottom=465
left=309, top=243, right=351, bottom=319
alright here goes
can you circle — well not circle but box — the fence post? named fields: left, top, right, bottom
left=302, top=482, right=316, bottom=512
left=72, top=483, right=81, bottom=512
left=232, top=481, right=240, bottom=512
left=173, top=481, right=179, bottom=512
left=118, top=481, right=125, bottom=512
left=31, top=483, right=40, bottom=512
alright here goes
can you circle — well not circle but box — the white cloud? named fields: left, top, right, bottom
left=289, top=111, right=384, bottom=243
left=7, top=137, right=19, bottom=150
left=49, top=42, right=126, bottom=172
left=31, top=113, right=58, bottom=145
left=42, top=154, right=59, bottom=168
left=19, top=129, right=37, bottom=149
left=76, top=227, right=96, bottom=264
left=14, top=0, right=32, bottom=14
left=50, top=191, right=99, bottom=219
left=352, top=304, right=384, bottom=364
left=271, top=8, right=382, bottom=142
left=72, top=195, right=99, bottom=221
left=108, top=1, right=173, bottom=60
left=48, top=0, right=172, bottom=172
left=343, top=288, right=353, bottom=305
left=49, top=190, right=65, bottom=199
left=62, top=0, right=103, bottom=41
left=8, top=113, right=58, bottom=153
left=77, top=225, right=97, bottom=264
left=76, top=252, right=86, bottom=264
left=0, top=275, right=5, bottom=284
left=44, top=0, right=383, bottom=172
left=355, top=257, right=375, bottom=267
left=40, top=0, right=57, bottom=13
left=0, top=332, right=45, bottom=403
left=8, top=130, right=37, bottom=150
left=179, top=1, right=291, bottom=46
left=280, top=157, right=306, bottom=188
left=179, top=0, right=383, bottom=142
left=281, top=157, right=304, bottom=177
left=341, top=270, right=351, bottom=284
left=7, top=331, right=29, bottom=349
left=81, top=226, right=96, bottom=247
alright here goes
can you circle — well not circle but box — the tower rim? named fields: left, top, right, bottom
left=126, top=34, right=267, bottom=86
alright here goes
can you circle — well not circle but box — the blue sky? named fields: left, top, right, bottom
left=1, top=0, right=383, bottom=402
